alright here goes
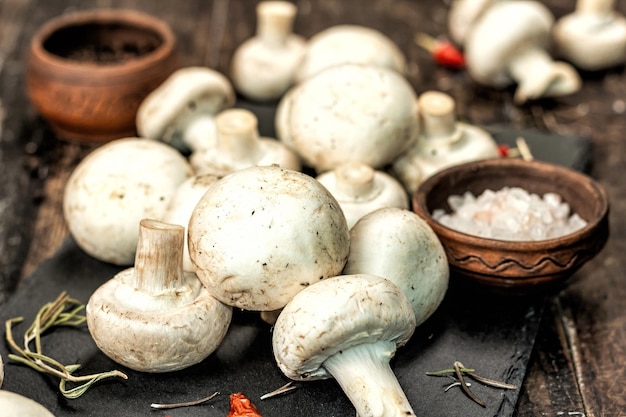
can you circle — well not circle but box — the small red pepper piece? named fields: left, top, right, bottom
left=227, top=392, right=262, bottom=417
left=414, top=32, right=465, bottom=69
left=497, top=144, right=510, bottom=157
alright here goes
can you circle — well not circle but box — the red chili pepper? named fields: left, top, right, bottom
left=227, top=392, right=262, bottom=417
left=414, top=32, right=465, bottom=69
left=497, top=144, right=510, bottom=157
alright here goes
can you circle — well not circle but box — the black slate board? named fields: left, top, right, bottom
left=0, top=237, right=543, bottom=417
left=0, top=128, right=591, bottom=417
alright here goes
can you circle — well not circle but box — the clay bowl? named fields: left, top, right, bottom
left=26, top=9, right=179, bottom=144
left=412, top=158, right=609, bottom=295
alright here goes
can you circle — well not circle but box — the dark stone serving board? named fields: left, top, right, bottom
left=0, top=126, right=591, bottom=417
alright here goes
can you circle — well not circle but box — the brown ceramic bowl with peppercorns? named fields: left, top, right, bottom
left=26, top=8, right=179, bottom=144
left=412, top=158, right=609, bottom=295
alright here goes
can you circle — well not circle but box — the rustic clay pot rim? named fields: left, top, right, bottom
left=30, top=8, right=176, bottom=82
left=412, top=158, right=609, bottom=250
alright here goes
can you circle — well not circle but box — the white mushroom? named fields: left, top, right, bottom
left=316, top=162, right=409, bottom=229
left=188, top=165, right=350, bottom=311
left=86, top=219, right=232, bottom=373
left=272, top=273, right=417, bottom=417
left=553, top=0, right=626, bottom=71
left=63, top=138, right=193, bottom=265
left=295, top=24, right=406, bottom=82
left=343, top=207, right=449, bottom=326
left=0, top=391, right=55, bottom=417
left=189, top=108, right=301, bottom=176
left=162, top=174, right=220, bottom=272
left=390, top=90, right=499, bottom=194
left=446, top=0, right=502, bottom=46
left=464, top=1, right=581, bottom=104
left=275, top=63, right=420, bottom=173
left=136, top=66, right=235, bottom=153
left=230, top=1, right=306, bottom=102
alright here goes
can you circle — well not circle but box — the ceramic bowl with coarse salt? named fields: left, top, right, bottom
left=412, top=158, right=609, bottom=294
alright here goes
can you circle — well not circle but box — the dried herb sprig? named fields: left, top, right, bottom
left=5, top=291, right=127, bottom=399
left=427, top=360, right=518, bottom=407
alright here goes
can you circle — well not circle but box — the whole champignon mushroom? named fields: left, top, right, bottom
left=63, top=137, right=193, bottom=265
left=162, top=174, right=220, bottom=272
left=87, top=219, right=232, bottom=373
left=189, top=108, right=301, bottom=177
left=316, top=162, right=409, bottom=229
left=464, top=1, right=581, bottom=104
left=553, top=0, right=626, bottom=71
left=0, top=391, right=56, bottom=417
left=230, top=1, right=306, bottom=102
left=344, top=207, right=449, bottom=326
left=275, top=63, right=420, bottom=173
left=295, top=24, right=406, bottom=82
left=136, top=66, right=235, bottom=153
left=273, top=273, right=417, bottom=417
left=391, top=90, right=499, bottom=194
left=188, top=165, right=350, bottom=311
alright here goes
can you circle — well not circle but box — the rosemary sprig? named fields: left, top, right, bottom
left=5, top=291, right=127, bottom=399
left=426, top=360, right=518, bottom=407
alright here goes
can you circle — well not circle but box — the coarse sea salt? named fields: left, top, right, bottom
left=432, top=186, right=588, bottom=241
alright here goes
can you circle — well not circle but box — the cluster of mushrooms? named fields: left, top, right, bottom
left=57, top=2, right=464, bottom=415
left=52, top=1, right=624, bottom=416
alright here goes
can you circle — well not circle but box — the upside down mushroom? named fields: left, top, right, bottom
left=86, top=219, right=232, bottom=372
left=272, top=274, right=417, bottom=417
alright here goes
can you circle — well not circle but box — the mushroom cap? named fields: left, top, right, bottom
left=276, top=64, right=419, bottom=172
left=63, top=138, right=193, bottom=265
left=86, top=269, right=232, bottom=372
left=136, top=66, right=235, bottom=151
left=465, top=1, right=554, bottom=87
left=0, top=391, right=56, bottom=417
left=272, top=273, right=416, bottom=380
left=316, top=162, right=409, bottom=229
left=295, top=24, right=406, bottom=82
left=188, top=165, right=350, bottom=311
left=344, top=207, right=449, bottom=326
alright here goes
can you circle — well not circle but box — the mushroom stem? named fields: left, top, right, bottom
left=215, top=109, right=260, bottom=161
left=335, top=163, right=376, bottom=199
left=576, top=0, right=615, bottom=13
left=507, top=47, right=581, bottom=104
left=418, top=91, right=463, bottom=148
left=323, top=340, right=415, bottom=417
left=132, top=219, right=185, bottom=293
left=256, top=1, right=297, bottom=48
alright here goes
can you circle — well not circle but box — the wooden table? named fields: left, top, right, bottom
left=1, top=0, right=625, bottom=416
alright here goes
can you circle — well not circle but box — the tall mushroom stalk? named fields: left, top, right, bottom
left=272, top=274, right=417, bottom=417
left=86, top=219, right=232, bottom=373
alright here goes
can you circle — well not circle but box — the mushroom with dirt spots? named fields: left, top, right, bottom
left=187, top=165, right=350, bottom=311
left=275, top=63, right=420, bottom=173
left=272, top=273, right=417, bottom=417
left=86, top=219, right=232, bottom=373
left=63, top=137, right=193, bottom=265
